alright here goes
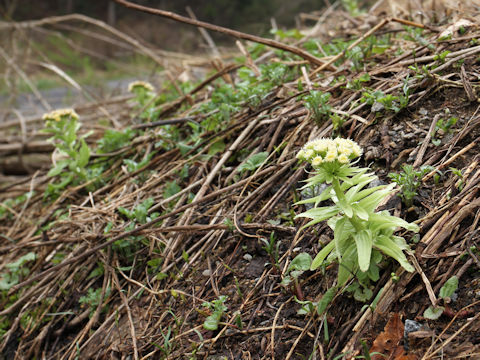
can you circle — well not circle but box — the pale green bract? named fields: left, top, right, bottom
left=295, top=137, right=418, bottom=288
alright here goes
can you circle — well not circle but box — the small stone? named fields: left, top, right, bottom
left=404, top=319, right=422, bottom=337
left=243, top=253, right=253, bottom=261
left=419, top=108, right=428, bottom=116
left=202, top=269, right=212, bottom=277
left=371, top=101, right=385, bottom=113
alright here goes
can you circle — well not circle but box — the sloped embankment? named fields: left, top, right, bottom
left=1, top=3, right=480, bottom=359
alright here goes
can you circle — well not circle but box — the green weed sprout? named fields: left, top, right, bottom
left=303, top=91, right=332, bottom=124
left=295, top=138, right=418, bottom=288
left=202, top=295, right=228, bottom=331
left=388, top=164, right=432, bottom=207
left=423, top=276, right=458, bottom=320
left=42, top=109, right=92, bottom=196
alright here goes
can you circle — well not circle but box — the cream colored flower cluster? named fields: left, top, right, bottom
left=296, top=137, right=362, bottom=166
left=42, top=108, right=79, bottom=122
left=128, top=81, right=155, bottom=93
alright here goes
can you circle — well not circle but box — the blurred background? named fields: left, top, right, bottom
left=2, top=0, right=340, bottom=52
left=1, top=0, right=355, bottom=118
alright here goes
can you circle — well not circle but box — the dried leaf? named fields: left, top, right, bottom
left=369, top=313, right=404, bottom=360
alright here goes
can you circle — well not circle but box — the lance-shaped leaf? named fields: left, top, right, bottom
left=311, top=241, right=335, bottom=270
left=296, top=206, right=340, bottom=229
left=317, top=286, right=337, bottom=315
left=357, top=184, right=395, bottom=213
left=338, top=243, right=358, bottom=286
left=354, top=229, right=373, bottom=272
left=368, top=211, right=419, bottom=233
left=374, top=235, right=414, bottom=272
left=47, top=159, right=69, bottom=177
left=77, top=139, right=90, bottom=168
left=333, top=217, right=348, bottom=261
left=296, top=185, right=333, bottom=205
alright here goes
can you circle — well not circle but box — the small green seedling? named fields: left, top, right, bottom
left=202, top=295, right=228, bottom=331
left=388, top=164, right=433, bottom=207
left=0, top=252, right=36, bottom=291
left=346, top=73, right=371, bottom=91
left=432, top=117, right=458, bottom=146
left=237, top=152, right=269, bottom=174
left=281, top=252, right=312, bottom=300
left=303, top=91, right=332, bottom=124
left=78, top=287, right=111, bottom=317
left=260, top=232, right=280, bottom=269
left=424, top=276, right=458, bottom=320
left=361, top=89, right=408, bottom=114
left=117, top=197, right=155, bottom=224
left=449, top=167, right=464, bottom=191
left=97, top=128, right=136, bottom=153
left=296, top=285, right=338, bottom=317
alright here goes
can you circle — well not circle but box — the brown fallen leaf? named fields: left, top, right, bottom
left=369, top=313, right=417, bottom=360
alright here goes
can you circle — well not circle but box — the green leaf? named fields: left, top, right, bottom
left=439, top=276, right=458, bottom=299
left=354, top=230, right=373, bottom=272
left=77, top=139, right=90, bottom=168
left=288, top=253, right=312, bottom=272
left=6, top=252, right=36, bottom=270
left=353, top=286, right=373, bottom=302
left=374, top=235, right=414, bottom=272
left=163, top=181, right=181, bottom=200
left=337, top=243, right=357, bottom=286
left=333, top=217, right=348, bottom=260
left=336, top=196, right=353, bottom=218
left=134, top=197, right=154, bottom=224
left=97, top=128, right=135, bottom=153
left=297, top=206, right=340, bottom=229
left=352, top=203, right=369, bottom=220
left=203, top=312, right=222, bottom=330
left=344, top=178, right=373, bottom=203
left=369, top=211, right=419, bottom=233
left=366, top=259, right=380, bottom=282
left=357, top=184, right=395, bottom=213
left=237, top=152, right=269, bottom=173
left=47, top=160, right=69, bottom=177
left=423, top=306, right=444, bottom=320
left=311, top=241, right=335, bottom=270
left=317, top=286, right=337, bottom=315
left=208, top=138, right=226, bottom=156
left=296, top=186, right=333, bottom=206
left=301, top=170, right=328, bottom=188
left=117, top=206, right=133, bottom=219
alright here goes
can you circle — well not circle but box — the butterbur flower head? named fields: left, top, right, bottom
left=304, top=149, right=315, bottom=160
left=297, top=137, right=362, bottom=167
left=338, top=154, right=349, bottom=164
left=312, top=156, right=323, bottom=166
left=128, top=81, right=155, bottom=93
left=42, top=108, right=79, bottom=123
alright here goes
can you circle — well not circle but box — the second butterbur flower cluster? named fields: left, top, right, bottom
left=128, top=80, right=155, bottom=93
left=42, top=108, right=79, bottom=123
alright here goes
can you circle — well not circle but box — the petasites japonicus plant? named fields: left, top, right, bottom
left=295, top=137, right=418, bottom=290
